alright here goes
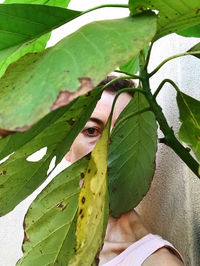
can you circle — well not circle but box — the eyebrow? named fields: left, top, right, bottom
left=89, top=117, right=105, bottom=127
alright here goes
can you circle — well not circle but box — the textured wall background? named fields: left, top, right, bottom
left=137, top=34, right=200, bottom=266
left=0, top=1, right=200, bottom=265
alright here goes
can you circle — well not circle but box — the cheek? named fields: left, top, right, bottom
left=69, top=134, right=97, bottom=163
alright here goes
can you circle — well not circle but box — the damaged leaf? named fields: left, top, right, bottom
left=0, top=87, right=102, bottom=216
left=108, top=92, right=157, bottom=217
left=17, top=156, right=89, bottom=266
left=129, top=0, right=200, bottom=39
left=0, top=14, right=157, bottom=130
left=69, top=119, right=111, bottom=266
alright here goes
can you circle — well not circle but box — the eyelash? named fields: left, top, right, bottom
left=82, top=127, right=102, bottom=137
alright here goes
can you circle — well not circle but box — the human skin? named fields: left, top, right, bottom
left=66, top=90, right=184, bottom=266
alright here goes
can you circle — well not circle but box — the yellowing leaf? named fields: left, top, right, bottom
left=69, top=119, right=111, bottom=266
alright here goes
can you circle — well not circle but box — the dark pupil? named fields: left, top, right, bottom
left=88, top=128, right=95, bottom=134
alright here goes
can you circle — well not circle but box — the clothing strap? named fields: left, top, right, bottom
left=102, top=234, right=184, bottom=266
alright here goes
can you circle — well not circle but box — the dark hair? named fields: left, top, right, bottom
left=97, top=75, right=135, bottom=96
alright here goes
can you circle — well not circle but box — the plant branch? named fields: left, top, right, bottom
left=144, top=42, right=154, bottom=70
left=114, top=69, right=142, bottom=80
left=141, top=71, right=200, bottom=177
left=82, top=4, right=129, bottom=15
left=149, top=51, right=200, bottom=77
left=153, top=78, right=180, bottom=98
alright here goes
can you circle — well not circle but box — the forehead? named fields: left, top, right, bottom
left=91, top=91, right=132, bottom=127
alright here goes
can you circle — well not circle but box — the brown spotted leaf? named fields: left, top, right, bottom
left=0, top=14, right=157, bottom=131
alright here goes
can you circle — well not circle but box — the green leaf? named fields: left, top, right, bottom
left=17, top=156, right=89, bottom=266
left=0, top=4, right=81, bottom=60
left=187, top=42, right=200, bottom=59
left=177, top=24, right=200, bottom=38
left=119, top=55, right=139, bottom=75
left=0, top=87, right=102, bottom=216
left=119, top=45, right=149, bottom=75
left=0, top=14, right=157, bottom=130
left=129, top=0, right=200, bottom=39
left=3, top=0, right=70, bottom=7
left=69, top=120, right=110, bottom=266
left=0, top=1, right=74, bottom=78
left=177, top=91, right=200, bottom=162
left=108, top=92, right=157, bottom=217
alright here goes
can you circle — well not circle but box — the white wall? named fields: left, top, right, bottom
left=0, top=0, right=200, bottom=265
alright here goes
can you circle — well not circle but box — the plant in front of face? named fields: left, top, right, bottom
left=0, top=0, right=200, bottom=265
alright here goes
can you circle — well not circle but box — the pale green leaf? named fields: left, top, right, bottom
left=108, top=92, right=157, bottom=217
left=0, top=1, right=74, bottom=77
left=129, top=0, right=200, bottom=39
left=69, top=120, right=110, bottom=266
left=0, top=88, right=102, bottom=216
left=17, top=156, right=89, bottom=266
left=177, top=91, right=200, bottom=162
left=0, top=14, right=157, bottom=130
left=119, top=55, right=139, bottom=75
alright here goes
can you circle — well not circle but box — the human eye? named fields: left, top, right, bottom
left=82, top=127, right=101, bottom=138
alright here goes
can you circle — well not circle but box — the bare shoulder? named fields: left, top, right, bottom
left=142, top=247, right=184, bottom=266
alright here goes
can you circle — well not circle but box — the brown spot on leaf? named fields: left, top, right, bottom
left=50, top=77, right=94, bottom=111
left=81, top=214, right=84, bottom=219
left=64, top=70, right=70, bottom=73
left=80, top=172, right=85, bottom=178
left=56, top=202, right=64, bottom=208
left=2, top=171, right=6, bottom=175
left=79, top=209, right=83, bottom=215
left=67, top=118, right=75, bottom=126
left=88, top=169, right=91, bottom=173
left=0, top=184, right=4, bottom=188
left=81, top=197, right=85, bottom=204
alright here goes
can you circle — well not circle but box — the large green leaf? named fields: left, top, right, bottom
left=177, top=24, right=200, bottom=38
left=177, top=91, right=200, bottom=162
left=69, top=120, right=110, bottom=266
left=0, top=14, right=157, bottom=130
left=0, top=4, right=80, bottom=55
left=108, top=92, right=157, bottom=217
left=3, top=0, right=70, bottom=7
left=0, top=87, right=102, bottom=216
left=129, top=0, right=200, bottom=39
left=0, top=1, right=74, bottom=78
left=17, top=156, right=89, bottom=266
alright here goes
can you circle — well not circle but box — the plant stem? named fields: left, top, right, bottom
left=140, top=70, right=199, bottom=177
left=153, top=78, right=180, bottom=98
left=149, top=51, right=200, bottom=77
left=82, top=4, right=129, bottom=15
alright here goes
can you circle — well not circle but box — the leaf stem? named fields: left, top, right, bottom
left=114, top=70, right=142, bottom=80
left=82, top=4, right=129, bottom=15
left=153, top=78, right=180, bottom=98
left=149, top=51, right=200, bottom=77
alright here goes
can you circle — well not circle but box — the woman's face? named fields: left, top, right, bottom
left=66, top=90, right=132, bottom=163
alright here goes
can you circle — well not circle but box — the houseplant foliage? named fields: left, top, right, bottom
left=0, top=0, right=200, bottom=264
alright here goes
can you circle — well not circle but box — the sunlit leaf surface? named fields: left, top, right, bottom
left=0, top=88, right=101, bottom=216
left=129, top=0, right=200, bottom=39
left=69, top=120, right=110, bottom=266
left=108, top=92, right=157, bottom=217
left=177, top=91, right=200, bottom=162
left=0, top=14, right=157, bottom=130
left=17, top=157, right=89, bottom=265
